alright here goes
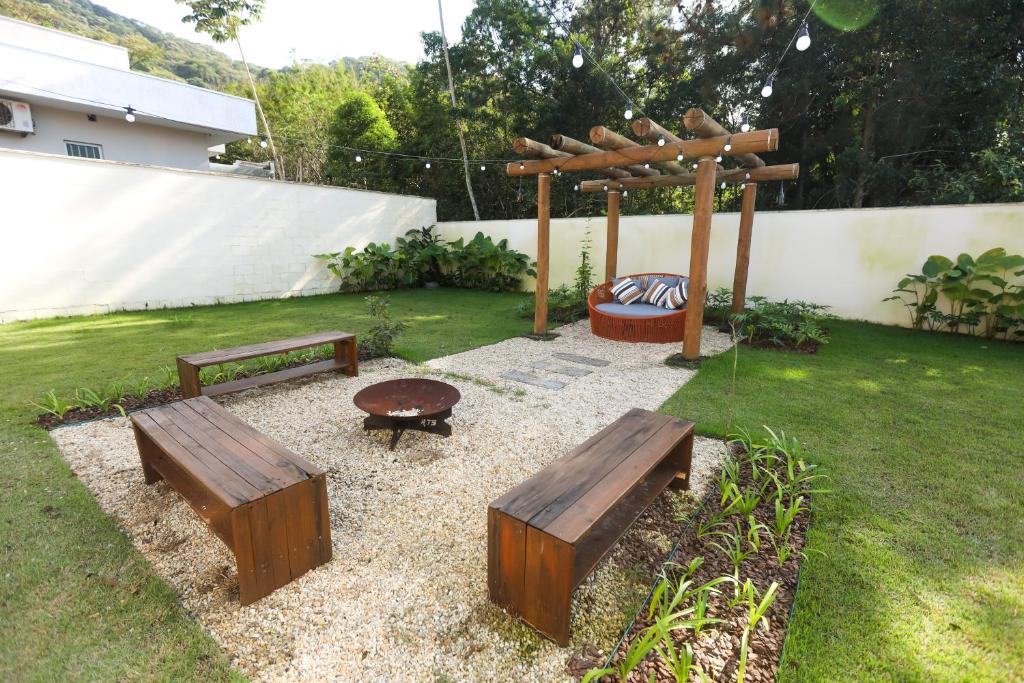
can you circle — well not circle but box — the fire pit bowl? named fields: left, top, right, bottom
left=353, top=378, right=461, bottom=450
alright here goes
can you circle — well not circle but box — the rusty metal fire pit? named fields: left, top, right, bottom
left=353, top=378, right=461, bottom=450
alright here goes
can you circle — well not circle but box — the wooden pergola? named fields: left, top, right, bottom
left=507, top=108, right=799, bottom=359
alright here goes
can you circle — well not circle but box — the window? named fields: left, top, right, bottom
left=65, top=141, right=103, bottom=159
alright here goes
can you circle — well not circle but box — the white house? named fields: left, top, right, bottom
left=0, top=15, right=257, bottom=171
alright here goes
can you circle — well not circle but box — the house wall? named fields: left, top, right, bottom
left=0, top=149, right=437, bottom=322
left=0, top=15, right=129, bottom=69
left=2, top=103, right=215, bottom=170
left=437, top=202, right=1024, bottom=327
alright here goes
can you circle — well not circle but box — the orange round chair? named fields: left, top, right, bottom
left=588, top=273, right=688, bottom=343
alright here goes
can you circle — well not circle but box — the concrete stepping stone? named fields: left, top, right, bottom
left=501, top=370, right=567, bottom=390
left=552, top=352, right=611, bottom=367
left=528, top=360, right=592, bottom=377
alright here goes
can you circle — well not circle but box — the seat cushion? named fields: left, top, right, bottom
left=595, top=302, right=677, bottom=318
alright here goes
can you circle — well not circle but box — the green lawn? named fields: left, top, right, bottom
left=0, top=289, right=531, bottom=681
left=661, top=320, right=1023, bottom=682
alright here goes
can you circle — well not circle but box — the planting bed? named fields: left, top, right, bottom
left=583, top=439, right=817, bottom=683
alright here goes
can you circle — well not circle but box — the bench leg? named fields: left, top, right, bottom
left=335, top=338, right=358, bottom=377
left=176, top=358, right=202, bottom=399
left=131, top=424, right=164, bottom=485
left=668, top=432, right=694, bottom=490
left=523, top=526, right=574, bottom=646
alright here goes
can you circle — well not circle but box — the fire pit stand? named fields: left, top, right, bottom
left=353, top=378, right=461, bottom=451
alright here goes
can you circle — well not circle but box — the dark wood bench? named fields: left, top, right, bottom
left=131, top=396, right=332, bottom=605
left=488, top=408, right=694, bottom=645
left=176, top=331, right=358, bottom=399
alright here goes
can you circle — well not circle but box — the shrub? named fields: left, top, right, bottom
left=731, top=297, right=832, bottom=350
left=363, top=295, right=407, bottom=357
left=884, top=248, right=1024, bottom=338
left=516, top=229, right=593, bottom=324
left=315, top=228, right=535, bottom=293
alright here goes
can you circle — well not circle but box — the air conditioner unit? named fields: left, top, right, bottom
left=0, top=99, right=34, bottom=134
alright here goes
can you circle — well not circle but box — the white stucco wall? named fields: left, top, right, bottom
left=0, top=16, right=129, bottom=69
left=0, top=150, right=437, bottom=322
left=2, top=103, right=215, bottom=170
left=437, top=203, right=1024, bottom=327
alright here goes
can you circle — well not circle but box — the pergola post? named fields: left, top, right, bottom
left=605, top=190, right=620, bottom=281
left=534, top=172, right=551, bottom=335
left=731, top=182, right=758, bottom=313
left=683, top=157, right=717, bottom=360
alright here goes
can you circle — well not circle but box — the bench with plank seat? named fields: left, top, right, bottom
left=176, top=331, right=358, bottom=399
left=488, top=408, right=694, bottom=645
left=131, top=396, right=332, bottom=605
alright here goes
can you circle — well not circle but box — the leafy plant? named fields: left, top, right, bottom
left=159, top=365, right=179, bottom=389
left=363, top=295, right=407, bottom=357
left=731, top=297, right=832, bottom=349
left=30, top=390, right=76, bottom=420
left=884, top=248, right=1024, bottom=338
left=703, top=286, right=734, bottom=324
left=74, top=387, right=126, bottom=417
left=441, top=232, right=537, bottom=292
left=130, top=377, right=153, bottom=399
left=737, top=580, right=779, bottom=683
left=581, top=626, right=660, bottom=683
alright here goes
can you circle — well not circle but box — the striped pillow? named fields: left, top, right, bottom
left=661, top=279, right=689, bottom=310
left=611, top=277, right=644, bottom=305
left=642, top=281, right=672, bottom=306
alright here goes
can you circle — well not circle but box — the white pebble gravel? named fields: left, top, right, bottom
left=51, top=321, right=732, bottom=682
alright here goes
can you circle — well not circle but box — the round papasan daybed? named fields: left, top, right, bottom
left=588, top=272, right=689, bottom=343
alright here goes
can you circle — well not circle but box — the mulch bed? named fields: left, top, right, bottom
left=576, top=452, right=811, bottom=683
left=36, top=349, right=381, bottom=430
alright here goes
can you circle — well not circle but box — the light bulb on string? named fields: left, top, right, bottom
left=574, top=184, right=579, bottom=191
left=720, top=181, right=727, bottom=189
left=723, top=136, right=733, bottom=152
left=657, top=134, right=666, bottom=147
left=644, top=163, right=650, bottom=169
left=740, top=113, right=750, bottom=133
left=715, top=155, right=723, bottom=163
left=519, top=162, right=525, bottom=170
left=692, top=163, right=698, bottom=170
left=355, top=154, right=362, bottom=162
left=796, top=22, right=811, bottom=52
left=572, top=42, right=584, bottom=69
left=745, top=172, right=751, bottom=180
left=602, top=184, right=608, bottom=192
left=761, top=73, right=775, bottom=98
left=480, top=164, right=486, bottom=171
left=425, top=161, right=431, bottom=169
left=622, top=190, right=628, bottom=197
left=624, top=101, right=634, bottom=120
left=676, top=153, right=684, bottom=162
left=259, top=137, right=268, bottom=149
left=124, top=106, right=136, bottom=123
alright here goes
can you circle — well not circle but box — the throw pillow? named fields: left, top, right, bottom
left=642, top=281, right=671, bottom=307
left=611, top=277, right=644, bottom=305
left=662, top=279, right=689, bottom=310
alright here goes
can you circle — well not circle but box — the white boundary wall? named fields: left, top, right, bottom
left=438, top=203, right=1024, bottom=327
left=0, top=150, right=436, bottom=322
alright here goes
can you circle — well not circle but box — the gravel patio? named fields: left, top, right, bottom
left=51, top=321, right=732, bottom=682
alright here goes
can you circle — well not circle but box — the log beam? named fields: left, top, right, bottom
left=606, top=190, right=620, bottom=281
left=578, top=163, right=798, bottom=192
left=589, top=125, right=689, bottom=176
left=513, top=137, right=630, bottom=179
left=534, top=173, right=551, bottom=335
left=551, top=135, right=659, bottom=177
left=507, top=129, right=778, bottom=176
left=732, top=182, right=758, bottom=314
left=683, top=108, right=765, bottom=169
left=683, top=156, right=717, bottom=360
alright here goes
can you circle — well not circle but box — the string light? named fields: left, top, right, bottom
left=723, top=136, right=733, bottom=152
left=740, top=114, right=750, bottom=133
left=720, top=181, right=727, bottom=189
left=761, top=73, right=775, bottom=98
left=644, top=163, right=650, bottom=169
left=676, top=153, right=684, bottom=162
left=480, top=164, right=486, bottom=171
left=124, top=106, right=135, bottom=123
left=623, top=190, right=628, bottom=197
left=796, top=22, right=811, bottom=51
left=657, top=134, right=666, bottom=147
left=574, top=184, right=579, bottom=191
left=715, top=155, right=723, bottom=163
left=519, top=162, right=525, bottom=170
left=624, top=101, right=634, bottom=120
left=745, top=172, right=751, bottom=180
left=259, top=136, right=268, bottom=149
left=355, top=154, right=362, bottom=162
left=602, top=184, right=608, bottom=191
left=572, top=42, right=584, bottom=69
left=692, top=163, right=698, bottom=169
left=425, top=161, right=431, bottom=169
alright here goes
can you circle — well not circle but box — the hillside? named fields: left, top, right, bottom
left=0, top=0, right=260, bottom=88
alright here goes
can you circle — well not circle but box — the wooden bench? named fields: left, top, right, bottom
left=488, top=408, right=694, bottom=645
left=176, top=331, right=358, bottom=399
left=130, top=396, right=332, bottom=605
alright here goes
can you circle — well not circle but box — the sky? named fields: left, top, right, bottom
left=95, top=0, right=478, bottom=68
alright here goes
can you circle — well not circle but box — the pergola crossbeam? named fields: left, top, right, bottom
left=513, top=137, right=631, bottom=179
left=683, top=108, right=766, bottom=169
left=578, top=163, right=798, bottom=192
left=589, top=125, right=689, bottom=176
left=551, top=134, right=659, bottom=177
left=506, top=129, right=778, bottom=176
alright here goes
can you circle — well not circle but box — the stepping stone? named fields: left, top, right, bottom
left=528, top=360, right=592, bottom=378
left=552, top=352, right=611, bottom=368
left=500, top=370, right=567, bottom=391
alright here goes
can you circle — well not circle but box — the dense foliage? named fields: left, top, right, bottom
left=315, top=228, right=536, bottom=293
left=884, top=248, right=1024, bottom=338
left=732, top=297, right=833, bottom=350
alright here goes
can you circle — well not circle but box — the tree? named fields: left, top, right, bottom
left=325, top=92, right=400, bottom=190
left=176, top=0, right=284, bottom=178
